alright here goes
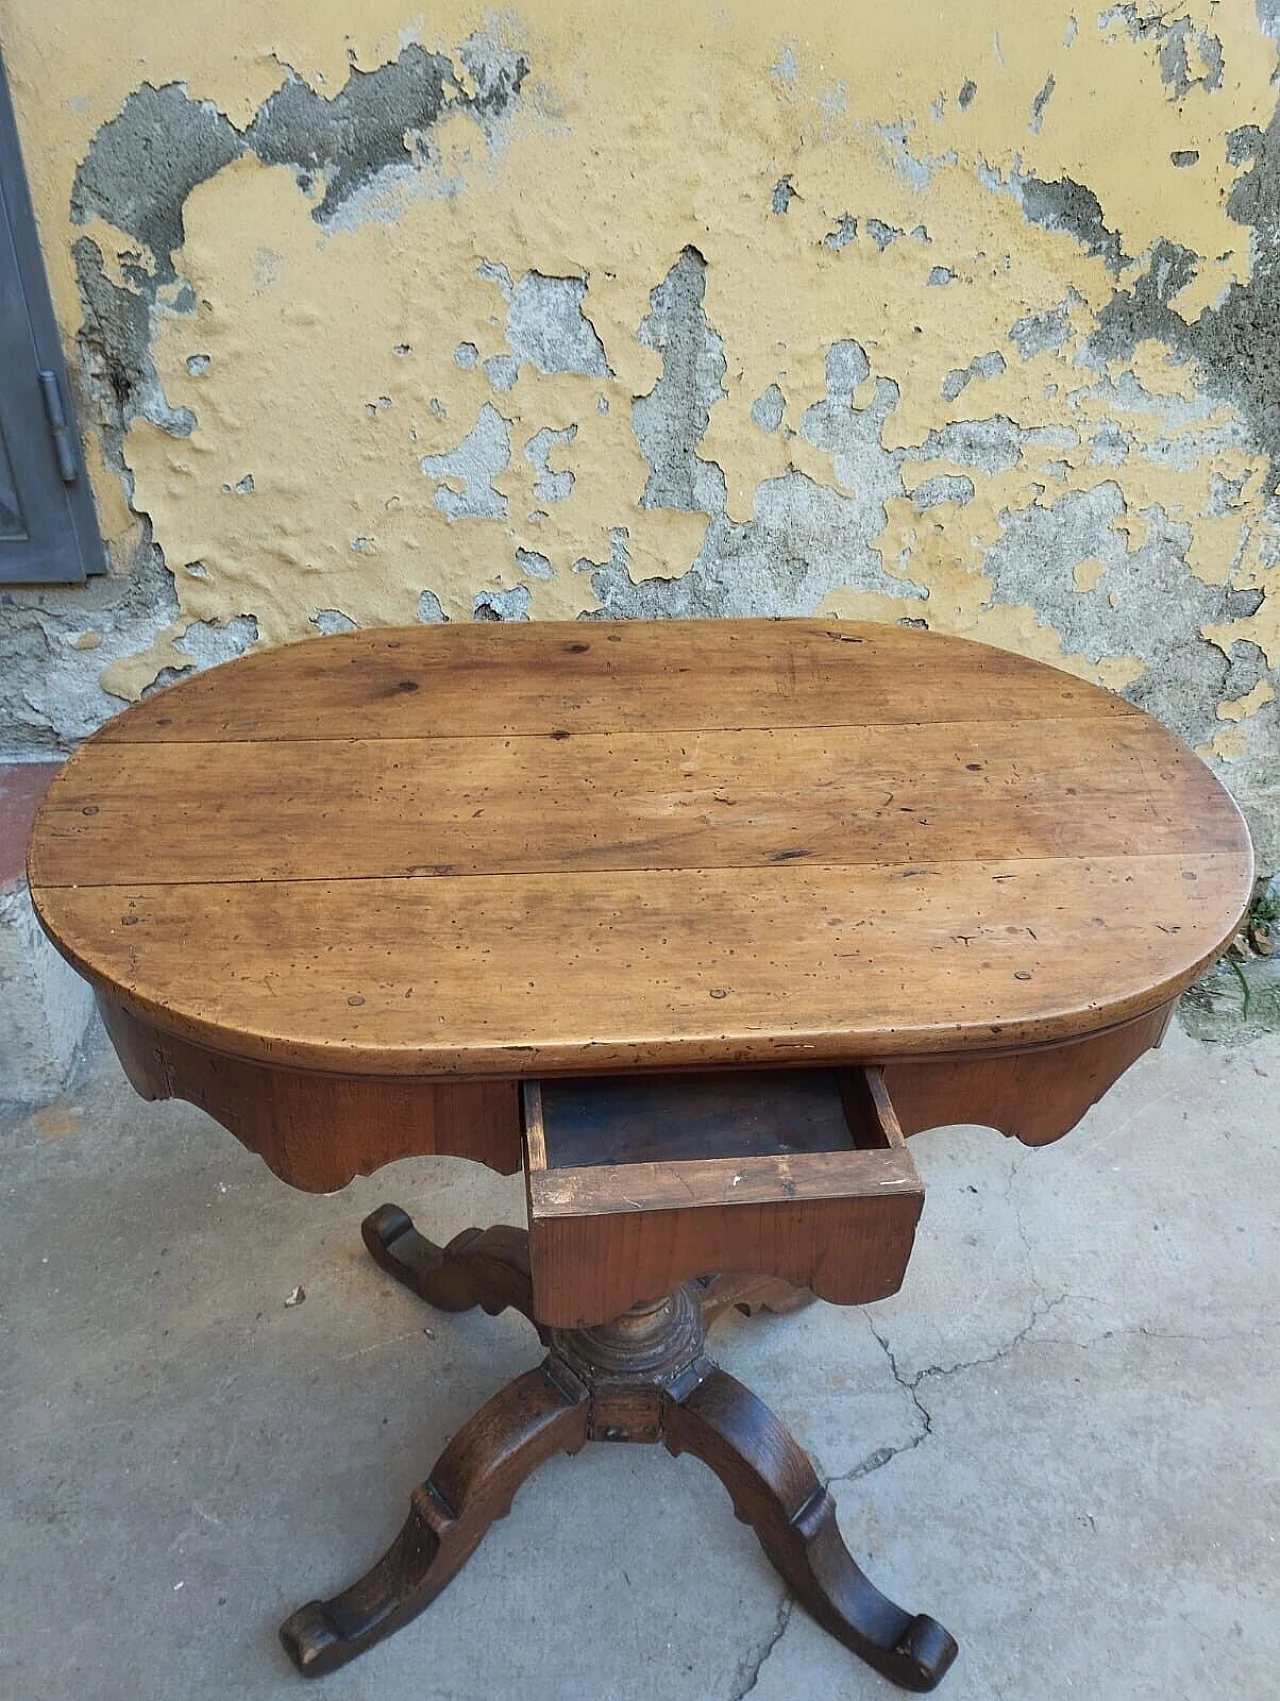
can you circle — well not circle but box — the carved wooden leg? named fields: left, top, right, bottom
left=663, top=1367, right=958, bottom=1693
left=280, top=1361, right=590, bottom=1677
left=290, top=1236, right=954, bottom=1690
left=361, top=1205, right=539, bottom=1329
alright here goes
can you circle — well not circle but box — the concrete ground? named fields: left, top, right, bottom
left=1, top=1019, right=1277, bottom=1701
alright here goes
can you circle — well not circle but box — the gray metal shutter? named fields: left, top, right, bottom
left=0, top=54, right=104, bottom=584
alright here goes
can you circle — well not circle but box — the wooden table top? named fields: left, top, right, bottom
left=29, top=619, right=1252, bottom=1079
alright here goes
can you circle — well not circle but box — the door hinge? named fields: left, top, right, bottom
left=38, top=368, right=77, bottom=484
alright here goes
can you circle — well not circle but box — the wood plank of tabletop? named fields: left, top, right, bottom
left=87, top=621, right=1141, bottom=744
left=31, top=853, right=1247, bottom=1077
left=30, top=713, right=1235, bottom=889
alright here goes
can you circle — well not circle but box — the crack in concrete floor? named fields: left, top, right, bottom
left=729, top=1594, right=794, bottom=1700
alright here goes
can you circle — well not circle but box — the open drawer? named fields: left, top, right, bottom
left=522, top=1067, right=923, bottom=1327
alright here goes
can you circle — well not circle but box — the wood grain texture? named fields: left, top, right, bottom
left=98, top=996, right=522, bottom=1191
left=79, top=620, right=1142, bottom=744
left=360, top=1210, right=540, bottom=1326
left=286, top=1235, right=956, bottom=1690
left=29, top=620, right=1252, bottom=1085
left=665, top=1369, right=957, bottom=1690
left=880, top=1001, right=1174, bottom=1146
left=280, top=1362, right=590, bottom=1677
left=41, top=852, right=1246, bottom=1076
left=30, top=716, right=1241, bottom=887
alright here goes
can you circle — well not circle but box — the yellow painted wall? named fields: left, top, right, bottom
left=1, top=1, right=1277, bottom=853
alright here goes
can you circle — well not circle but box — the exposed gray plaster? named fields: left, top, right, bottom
left=71, top=38, right=528, bottom=273
left=871, top=121, right=935, bottom=193
left=1103, top=7, right=1224, bottom=99
left=68, top=37, right=530, bottom=448
left=455, top=30, right=533, bottom=118
left=751, top=385, right=785, bottom=433
left=822, top=213, right=856, bottom=250
left=818, top=81, right=848, bottom=127
left=72, top=239, right=194, bottom=438
left=1084, top=238, right=1198, bottom=374
left=990, top=121, right=1280, bottom=862
left=941, top=349, right=1006, bottom=401
left=771, top=176, right=796, bottom=215
left=248, top=52, right=448, bottom=216
left=162, top=614, right=259, bottom=678
left=26, top=30, right=536, bottom=764
left=477, top=258, right=514, bottom=295
left=1075, top=98, right=1280, bottom=489
left=310, top=609, right=357, bottom=634
left=523, top=425, right=577, bottom=502
left=505, top=273, right=608, bottom=377
left=982, top=483, right=1265, bottom=744
left=632, top=248, right=728, bottom=516
left=0, top=527, right=183, bottom=751
left=591, top=470, right=926, bottom=619
left=1121, top=416, right=1254, bottom=474
left=71, top=84, right=242, bottom=281
left=817, top=339, right=870, bottom=397
left=915, top=414, right=1073, bottom=476
left=246, top=39, right=527, bottom=224
left=1086, top=424, right=1128, bottom=465
left=913, top=474, right=975, bottom=511
left=420, top=403, right=510, bottom=519
left=571, top=528, right=631, bottom=581
left=515, top=548, right=553, bottom=579
left=1009, top=302, right=1072, bottom=358
left=1208, top=469, right=1252, bottom=516
left=1015, top=173, right=1127, bottom=272
left=865, top=217, right=903, bottom=252
left=484, top=354, right=519, bottom=392
left=472, top=586, right=530, bottom=620
left=1029, top=73, right=1056, bottom=134
left=798, top=405, right=909, bottom=561
left=782, top=344, right=922, bottom=577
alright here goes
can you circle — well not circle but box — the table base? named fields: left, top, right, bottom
left=278, top=1206, right=958, bottom=1693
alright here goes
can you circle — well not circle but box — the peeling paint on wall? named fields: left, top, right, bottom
left=0, top=0, right=1277, bottom=865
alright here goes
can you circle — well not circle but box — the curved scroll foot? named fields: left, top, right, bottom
left=361, top=1206, right=538, bottom=1328
left=664, top=1368, right=957, bottom=1693
left=280, top=1362, right=589, bottom=1677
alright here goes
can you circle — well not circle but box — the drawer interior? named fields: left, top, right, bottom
left=533, top=1066, right=896, bottom=1170
left=522, top=1065, right=919, bottom=1327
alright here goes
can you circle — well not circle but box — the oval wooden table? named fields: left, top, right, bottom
left=28, top=619, right=1252, bottom=1692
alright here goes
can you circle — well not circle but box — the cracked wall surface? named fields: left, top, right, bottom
left=0, top=1, right=1278, bottom=865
